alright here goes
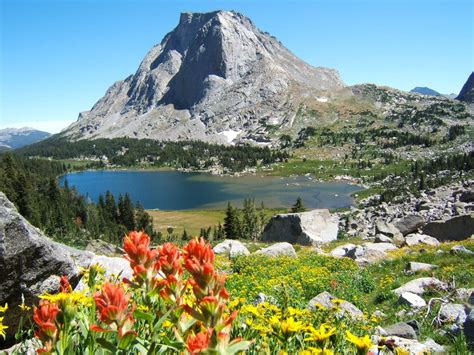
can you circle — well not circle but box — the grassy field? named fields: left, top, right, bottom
left=147, top=208, right=288, bottom=237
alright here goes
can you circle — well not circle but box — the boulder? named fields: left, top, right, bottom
left=330, top=243, right=357, bottom=258
left=394, top=215, right=425, bottom=236
left=362, top=242, right=397, bottom=253
left=398, top=292, right=427, bottom=308
left=439, top=303, right=468, bottom=325
left=375, top=221, right=405, bottom=245
left=459, top=189, right=474, bottom=203
left=450, top=244, right=474, bottom=255
left=341, top=243, right=395, bottom=265
left=0, top=192, right=93, bottom=343
left=262, top=209, right=339, bottom=245
left=407, top=262, right=437, bottom=273
left=422, top=214, right=474, bottom=241
left=393, top=277, right=447, bottom=296
left=75, top=255, right=132, bottom=291
left=85, top=239, right=122, bottom=256
left=256, top=242, right=296, bottom=257
left=454, top=288, right=474, bottom=303
left=373, top=336, right=441, bottom=354
left=307, top=291, right=363, bottom=318
left=213, top=240, right=250, bottom=258
left=374, top=234, right=394, bottom=243
left=423, top=338, right=445, bottom=354
left=465, top=309, right=474, bottom=348
left=404, top=233, right=440, bottom=247
left=383, top=322, right=417, bottom=339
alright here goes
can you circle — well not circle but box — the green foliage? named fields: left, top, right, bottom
left=291, top=196, right=306, bottom=213
left=224, top=200, right=268, bottom=240
left=17, top=136, right=289, bottom=173
left=0, top=152, right=154, bottom=247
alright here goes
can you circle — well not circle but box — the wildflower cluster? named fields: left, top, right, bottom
left=30, top=232, right=250, bottom=354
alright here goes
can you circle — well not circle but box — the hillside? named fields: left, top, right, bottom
left=0, top=127, right=51, bottom=150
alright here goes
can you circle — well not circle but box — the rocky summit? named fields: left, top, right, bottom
left=62, top=10, right=343, bottom=144
left=456, top=72, right=474, bottom=104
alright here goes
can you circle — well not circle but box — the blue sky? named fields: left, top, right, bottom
left=1, top=0, right=473, bottom=133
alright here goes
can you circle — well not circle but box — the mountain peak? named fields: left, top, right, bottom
left=456, top=72, right=474, bottom=103
left=65, top=10, right=343, bottom=143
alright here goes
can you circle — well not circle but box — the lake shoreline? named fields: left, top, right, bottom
left=60, top=169, right=365, bottom=211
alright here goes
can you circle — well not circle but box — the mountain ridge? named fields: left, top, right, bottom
left=0, top=127, right=51, bottom=150
left=63, top=10, right=343, bottom=144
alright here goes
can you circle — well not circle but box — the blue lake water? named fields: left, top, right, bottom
left=60, top=170, right=363, bottom=210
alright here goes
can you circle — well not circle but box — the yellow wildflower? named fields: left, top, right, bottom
left=300, top=348, right=334, bottom=355
left=137, top=304, right=150, bottom=312
left=331, top=298, right=345, bottom=306
left=0, top=303, right=8, bottom=313
left=280, top=317, right=305, bottom=337
left=162, top=320, right=173, bottom=329
left=395, top=348, right=410, bottom=355
left=305, top=324, right=336, bottom=344
left=346, top=330, right=375, bottom=352
left=18, top=303, right=31, bottom=312
left=40, top=291, right=93, bottom=308
left=0, top=318, right=8, bottom=340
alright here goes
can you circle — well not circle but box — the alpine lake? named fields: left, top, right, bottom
left=60, top=170, right=364, bottom=210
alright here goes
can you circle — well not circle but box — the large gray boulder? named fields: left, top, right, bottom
left=307, top=291, right=363, bottom=318
left=330, top=243, right=357, bottom=258
left=383, top=322, right=417, bottom=339
left=393, top=277, right=447, bottom=296
left=375, top=221, right=404, bottom=245
left=398, top=292, right=427, bottom=309
left=422, top=214, right=474, bottom=241
left=404, top=233, right=440, bottom=247
left=213, top=240, right=250, bottom=258
left=394, top=215, right=425, bottom=236
left=439, top=303, right=468, bottom=325
left=262, top=209, right=339, bottom=246
left=0, top=192, right=94, bottom=343
left=256, top=242, right=296, bottom=257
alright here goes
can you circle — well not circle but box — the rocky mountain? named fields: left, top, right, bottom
left=63, top=10, right=343, bottom=144
left=0, top=127, right=51, bottom=150
left=410, top=87, right=441, bottom=96
left=456, top=72, right=474, bottom=103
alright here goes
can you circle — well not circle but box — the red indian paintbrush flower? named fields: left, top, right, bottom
left=92, top=282, right=136, bottom=339
left=186, top=330, right=211, bottom=354
left=157, top=242, right=182, bottom=275
left=184, top=238, right=216, bottom=288
left=59, top=275, right=71, bottom=293
left=33, top=300, right=60, bottom=353
left=123, top=231, right=158, bottom=284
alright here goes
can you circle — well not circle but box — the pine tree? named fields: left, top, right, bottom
left=224, top=202, right=240, bottom=239
left=291, top=196, right=306, bottom=213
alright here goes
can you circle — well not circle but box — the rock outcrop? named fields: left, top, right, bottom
left=456, top=72, right=474, bottom=103
left=262, top=209, right=339, bottom=245
left=422, top=214, right=474, bottom=241
left=63, top=11, right=343, bottom=144
left=0, top=192, right=93, bottom=343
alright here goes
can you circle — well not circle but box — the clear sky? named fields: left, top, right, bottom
left=1, top=0, right=473, bottom=133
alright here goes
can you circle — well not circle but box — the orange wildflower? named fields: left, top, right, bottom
left=33, top=300, right=59, bottom=353
left=186, top=330, right=211, bottom=354
left=92, top=282, right=136, bottom=339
